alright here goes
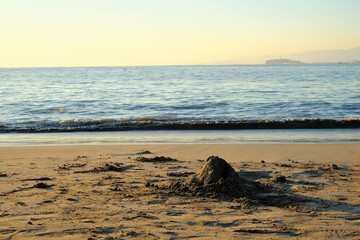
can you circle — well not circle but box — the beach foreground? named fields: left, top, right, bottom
left=1, top=144, right=359, bottom=239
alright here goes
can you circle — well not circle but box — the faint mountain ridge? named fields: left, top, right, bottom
left=281, top=47, right=360, bottom=63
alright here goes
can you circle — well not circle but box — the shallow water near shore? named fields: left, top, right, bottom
left=1, top=129, right=359, bottom=146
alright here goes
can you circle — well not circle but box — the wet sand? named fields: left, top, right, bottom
left=0, top=144, right=359, bottom=239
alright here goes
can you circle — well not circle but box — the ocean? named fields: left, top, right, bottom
left=0, top=64, right=359, bottom=144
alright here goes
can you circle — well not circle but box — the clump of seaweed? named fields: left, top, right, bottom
left=75, top=162, right=132, bottom=173
left=135, top=156, right=178, bottom=163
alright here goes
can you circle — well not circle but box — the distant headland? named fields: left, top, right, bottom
left=265, top=59, right=305, bottom=65
left=265, top=58, right=360, bottom=65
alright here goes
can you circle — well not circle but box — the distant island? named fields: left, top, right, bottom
left=265, top=58, right=360, bottom=65
left=265, top=58, right=305, bottom=65
left=273, top=47, right=360, bottom=64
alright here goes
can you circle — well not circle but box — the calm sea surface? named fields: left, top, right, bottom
left=0, top=64, right=359, bottom=134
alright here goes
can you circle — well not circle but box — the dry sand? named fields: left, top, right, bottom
left=0, top=144, right=359, bottom=239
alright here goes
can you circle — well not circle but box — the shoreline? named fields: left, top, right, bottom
left=1, top=143, right=359, bottom=163
left=1, top=129, right=359, bottom=146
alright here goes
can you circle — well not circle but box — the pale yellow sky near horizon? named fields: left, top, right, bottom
left=1, top=0, right=359, bottom=67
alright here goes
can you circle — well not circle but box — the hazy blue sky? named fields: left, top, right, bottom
left=1, top=0, right=359, bottom=66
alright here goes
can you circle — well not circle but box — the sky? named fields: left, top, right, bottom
left=1, top=0, right=359, bottom=67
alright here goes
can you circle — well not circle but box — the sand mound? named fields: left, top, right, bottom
left=170, top=156, right=263, bottom=198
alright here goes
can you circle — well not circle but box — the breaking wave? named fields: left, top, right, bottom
left=0, top=118, right=359, bottom=133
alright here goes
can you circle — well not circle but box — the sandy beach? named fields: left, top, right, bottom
left=0, top=144, right=359, bottom=239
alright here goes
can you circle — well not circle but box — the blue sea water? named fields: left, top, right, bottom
left=0, top=64, right=359, bottom=134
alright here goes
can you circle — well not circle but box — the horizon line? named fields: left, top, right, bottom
left=0, top=63, right=267, bottom=69
left=1, top=62, right=356, bottom=69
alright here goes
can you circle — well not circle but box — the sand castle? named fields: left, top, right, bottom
left=171, top=156, right=264, bottom=198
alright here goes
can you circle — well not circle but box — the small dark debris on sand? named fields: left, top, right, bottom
left=58, top=163, right=87, bottom=170
left=234, top=228, right=299, bottom=236
left=75, top=162, right=132, bottom=173
left=123, top=211, right=158, bottom=220
left=66, top=198, right=79, bottom=202
left=318, top=163, right=342, bottom=172
left=331, top=164, right=340, bottom=170
left=33, top=182, right=54, bottom=189
left=0, top=173, right=8, bottom=177
left=16, top=201, right=28, bottom=206
left=136, top=150, right=152, bottom=155
left=277, top=163, right=292, bottom=168
left=135, top=156, right=178, bottom=163
left=21, top=177, right=52, bottom=181
left=74, top=155, right=88, bottom=161
left=167, top=172, right=195, bottom=177
left=145, top=182, right=156, bottom=188
left=1, top=182, right=55, bottom=195
left=273, top=175, right=287, bottom=183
